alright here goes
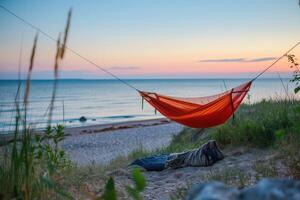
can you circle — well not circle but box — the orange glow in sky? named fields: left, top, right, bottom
left=1, top=0, right=300, bottom=79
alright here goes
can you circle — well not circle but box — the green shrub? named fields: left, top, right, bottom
left=210, top=100, right=299, bottom=148
left=35, top=125, right=71, bottom=174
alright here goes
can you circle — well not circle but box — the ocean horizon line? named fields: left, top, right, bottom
left=0, top=77, right=290, bottom=81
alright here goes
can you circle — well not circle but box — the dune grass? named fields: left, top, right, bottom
left=0, top=10, right=72, bottom=200
left=210, top=99, right=300, bottom=148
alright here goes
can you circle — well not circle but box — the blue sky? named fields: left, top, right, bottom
left=1, top=0, right=300, bottom=79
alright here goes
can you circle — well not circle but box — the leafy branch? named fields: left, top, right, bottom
left=287, top=54, right=300, bottom=94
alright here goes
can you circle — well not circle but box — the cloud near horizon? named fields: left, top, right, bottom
left=107, top=66, right=140, bottom=70
left=198, top=57, right=277, bottom=63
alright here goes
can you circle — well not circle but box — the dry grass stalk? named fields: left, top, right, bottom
left=48, top=9, right=72, bottom=124
left=23, top=34, right=38, bottom=115
left=61, top=9, right=72, bottom=59
left=0, top=9, right=73, bottom=200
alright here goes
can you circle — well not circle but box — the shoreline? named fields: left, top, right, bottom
left=64, top=117, right=170, bottom=136
left=0, top=118, right=183, bottom=166
left=0, top=117, right=169, bottom=139
left=61, top=118, right=183, bottom=165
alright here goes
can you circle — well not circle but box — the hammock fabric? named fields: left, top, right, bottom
left=139, top=81, right=252, bottom=128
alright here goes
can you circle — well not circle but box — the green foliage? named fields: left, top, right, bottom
left=35, top=125, right=71, bottom=174
left=102, top=177, right=117, bottom=200
left=82, top=169, right=146, bottom=200
left=210, top=100, right=300, bottom=148
left=296, top=105, right=300, bottom=113
left=0, top=124, right=71, bottom=200
left=275, top=129, right=285, bottom=141
left=287, top=54, right=300, bottom=94
left=295, top=87, right=300, bottom=94
left=126, top=168, right=146, bottom=200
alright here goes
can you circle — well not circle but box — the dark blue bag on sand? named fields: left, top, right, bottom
left=129, top=154, right=169, bottom=171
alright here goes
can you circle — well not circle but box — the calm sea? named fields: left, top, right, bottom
left=0, top=79, right=295, bottom=132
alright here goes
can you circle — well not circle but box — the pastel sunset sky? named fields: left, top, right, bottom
left=1, top=0, right=300, bottom=79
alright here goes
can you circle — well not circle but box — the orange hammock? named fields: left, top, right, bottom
left=139, top=81, right=252, bottom=128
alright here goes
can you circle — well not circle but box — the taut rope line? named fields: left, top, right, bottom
left=251, top=41, right=300, bottom=81
left=0, top=5, right=139, bottom=91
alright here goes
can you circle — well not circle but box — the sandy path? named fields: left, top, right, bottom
left=110, top=148, right=275, bottom=200
left=61, top=119, right=183, bottom=166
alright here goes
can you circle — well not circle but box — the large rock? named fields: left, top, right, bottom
left=186, top=178, right=300, bottom=200
left=186, top=181, right=239, bottom=200
left=79, top=116, right=87, bottom=122
left=240, top=178, right=300, bottom=200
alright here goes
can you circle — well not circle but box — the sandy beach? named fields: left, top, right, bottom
left=61, top=118, right=183, bottom=166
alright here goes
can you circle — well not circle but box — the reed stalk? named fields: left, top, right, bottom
left=0, top=9, right=72, bottom=200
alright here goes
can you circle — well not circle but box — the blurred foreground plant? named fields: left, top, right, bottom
left=0, top=9, right=72, bottom=200
left=84, top=168, right=146, bottom=200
